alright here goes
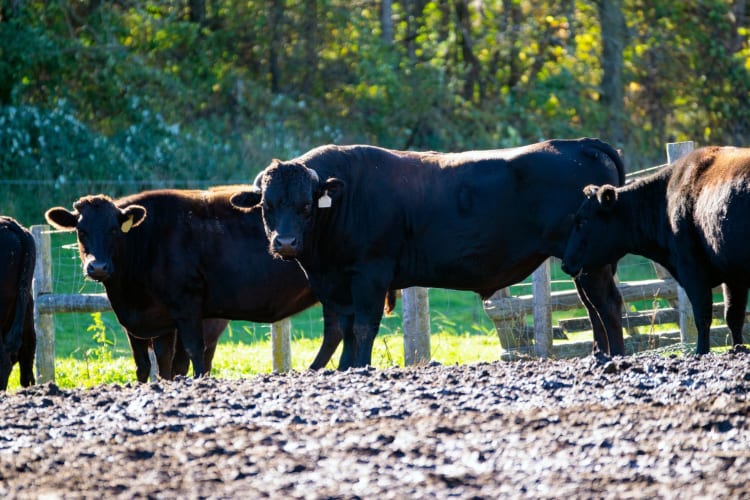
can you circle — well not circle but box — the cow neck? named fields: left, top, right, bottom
left=618, top=169, right=673, bottom=267
left=101, top=225, right=154, bottom=301
left=305, top=198, right=345, bottom=269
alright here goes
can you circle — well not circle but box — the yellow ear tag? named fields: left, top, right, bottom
left=121, top=216, right=134, bottom=233
left=318, top=191, right=332, bottom=209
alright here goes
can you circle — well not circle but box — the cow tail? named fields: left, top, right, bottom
left=604, top=143, right=626, bottom=187
left=384, top=289, right=398, bottom=315
left=586, top=139, right=627, bottom=187
left=6, top=222, right=35, bottom=354
left=610, top=146, right=627, bottom=187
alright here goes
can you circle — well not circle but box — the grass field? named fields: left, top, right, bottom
left=6, top=227, right=723, bottom=392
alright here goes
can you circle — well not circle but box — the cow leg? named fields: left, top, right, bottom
left=125, top=332, right=152, bottom=383
left=203, top=339, right=218, bottom=376
left=684, top=285, right=714, bottom=355
left=574, top=264, right=624, bottom=355
left=18, top=303, right=35, bottom=387
left=152, top=333, right=177, bottom=379
left=201, top=319, right=227, bottom=375
left=352, top=320, right=381, bottom=368
left=310, top=308, right=343, bottom=370
left=0, top=346, right=11, bottom=391
left=174, top=317, right=206, bottom=377
left=350, top=273, right=390, bottom=368
left=337, top=313, right=356, bottom=371
left=171, top=333, right=191, bottom=377
left=722, top=283, right=747, bottom=346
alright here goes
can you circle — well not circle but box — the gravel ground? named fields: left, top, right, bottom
left=1, top=350, right=749, bottom=499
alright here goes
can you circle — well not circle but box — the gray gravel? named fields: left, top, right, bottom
left=1, top=350, right=749, bottom=498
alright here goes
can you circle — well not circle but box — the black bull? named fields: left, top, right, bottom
left=233, top=138, right=627, bottom=369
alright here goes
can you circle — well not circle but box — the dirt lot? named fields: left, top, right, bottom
left=1, top=350, right=749, bottom=499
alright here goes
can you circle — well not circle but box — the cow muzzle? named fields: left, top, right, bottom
left=272, top=235, right=300, bottom=259
left=84, top=257, right=113, bottom=281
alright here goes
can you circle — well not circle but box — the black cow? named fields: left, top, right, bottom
left=233, top=139, right=626, bottom=369
left=562, top=145, right=750, bottom=355
left=0, top=216, right=36, bottom=390
left=45, top=187, right=321, bottom=380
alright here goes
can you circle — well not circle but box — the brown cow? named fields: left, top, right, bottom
left=563, top=146, right=750, bottom=354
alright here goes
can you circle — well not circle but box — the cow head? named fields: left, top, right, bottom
left=45, top=195, right=147, bottom=282
left=561, top=184, right=620, bottom=278
left=255, top=159, right=343, bottom=260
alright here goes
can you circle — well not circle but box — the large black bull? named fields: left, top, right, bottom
left=0, top=216, right=36, bottom=390
left=233, top=139, right=627, bottom=369
left=45, top=187, right=321, bottom=380
left=563, top=146, right=750, bottom=355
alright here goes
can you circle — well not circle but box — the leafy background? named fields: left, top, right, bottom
left=2, top=0, right=749, bottom=225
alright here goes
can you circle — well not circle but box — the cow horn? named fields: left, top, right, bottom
left=306, top=167, right=320, bottom=184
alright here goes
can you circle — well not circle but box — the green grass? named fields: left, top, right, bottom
left=5, top=332, right=503, bottom=392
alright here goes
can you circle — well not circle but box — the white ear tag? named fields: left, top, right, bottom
left=121, top=216, right=134, bottom=233
left=318, top=191, right=332, bottom=209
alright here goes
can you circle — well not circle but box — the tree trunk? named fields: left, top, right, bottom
left=403, top=0, right=428, bottom=61
left=454, top=0, right=481, bottom=102
left=268, top=0, right=284, bottom=93
left=381, top=0, right=393, bottom=44
left=188, top=0, right=206, bottom=25
left=505, top=0, right=522, bottom=90
left=595, top=0, right=626, bottom=146
left=300, top=0, right=318, bottom=95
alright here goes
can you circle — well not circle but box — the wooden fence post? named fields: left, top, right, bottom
left=31, top=225, right=55, bottom=384
left=271, top=318, right=292, bottom=372
left=491, top=287, right=528, bottom=354
left=665, top=141, right=697, bottom=345
left=402, top=287, right=431, bottom=365
left=532, top=259, right=552, bottom=357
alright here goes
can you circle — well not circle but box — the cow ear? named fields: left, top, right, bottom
left=252, top=168, right=268, bottom=188
left=582, top=184, right=599, bottom=198
left=120, top=205, right=147, bottom=233
left=597, top=185, right=618, bottom=210
left=45, top=207, right=79, bottom=230
left=230, top=188, right=262, bottom=209
left=318, top=177, right=344, bottom=208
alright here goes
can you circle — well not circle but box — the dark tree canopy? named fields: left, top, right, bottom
left=1, top=0, right=749, bottom=224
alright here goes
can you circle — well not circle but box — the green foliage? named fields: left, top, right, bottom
left=3, top=0, right=749, bottom=225
left=85, top=313, right=115, bottom=363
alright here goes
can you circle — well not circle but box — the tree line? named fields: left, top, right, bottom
left=1, top=0, right=748, bottom=224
